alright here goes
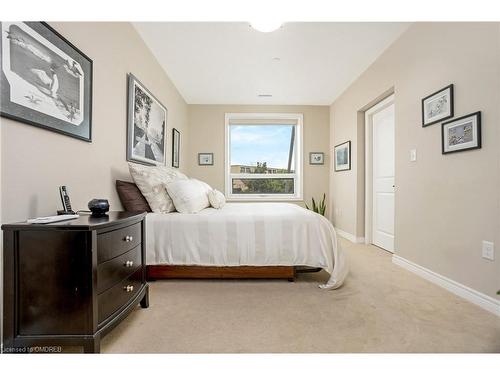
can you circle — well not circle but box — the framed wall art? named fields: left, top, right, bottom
left=127, top=73, right=167, bottom=166
left=422, top=84, right=454, bottom=127
left=309, top=152, right=324, bottom=165
left=442, top=112, right=481, bottom=154
left=198, top=153, right=214, bottom=166
left=0, top=22, right=93, bottom=141
left=334, top=141, right=351, bottom=172
left=172, top=128, right=180, bottom=168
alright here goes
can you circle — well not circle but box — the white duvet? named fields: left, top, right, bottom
left=146, top=203, right=348, bottom=289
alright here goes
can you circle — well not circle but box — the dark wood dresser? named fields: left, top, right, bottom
left=2, top=211, right=149, bottom=353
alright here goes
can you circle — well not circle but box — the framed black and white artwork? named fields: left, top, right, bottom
left=198, top=153, right=213, bottom=166
left=309, top=152, right=324, bottom=165
left=442, top=112, right=481, bottom=154
left=422, top=84, right=454, bottom=127
left=334, top=141, right=351, bottom=172
left=0, top=22, right=92, bottom=141
left=127, top=73, right=167, bottom=166
left=172, top=128, right=180, bottom=168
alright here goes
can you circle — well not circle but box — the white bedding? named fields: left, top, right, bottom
left=146, top=203, right=348, bottom=289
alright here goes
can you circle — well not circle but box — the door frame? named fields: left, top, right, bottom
left=364, top=94, right=395, bottom=247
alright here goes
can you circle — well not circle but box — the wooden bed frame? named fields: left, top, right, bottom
left=146, top=265, right=296, bottom=281
left=117, top=184, right=320, bottom=283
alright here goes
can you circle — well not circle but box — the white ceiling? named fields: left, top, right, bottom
left=133, top=22, right=409, bottom=105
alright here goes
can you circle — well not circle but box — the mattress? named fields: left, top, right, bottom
left=146, top=202, right=348, bottom=289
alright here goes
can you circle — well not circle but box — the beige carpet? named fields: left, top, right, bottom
left=101, top=239, right=500, bottom=353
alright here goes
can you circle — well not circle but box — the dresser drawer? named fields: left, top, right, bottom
left=97, top=222, right=141, bottom=263
left=98, top=269, right=143, bottom=324
left=97, top=245, right=142, bottom=294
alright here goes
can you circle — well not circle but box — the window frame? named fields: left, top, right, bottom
left=224, top=113, right=303, bottom=201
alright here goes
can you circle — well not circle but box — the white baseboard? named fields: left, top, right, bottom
left=334, top=228, right=364, bottom=244
left=392, top=255, right=500, bottom=317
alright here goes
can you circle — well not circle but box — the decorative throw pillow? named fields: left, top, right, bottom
left=116, top=180, right=152, bottom=212
left=196, top=179, right=213, bottom=194
left=165, top=179, right=211, bottom=214
left=128, top=163, right=188, bottom=213
left=208, top=189, right=226, bottom=209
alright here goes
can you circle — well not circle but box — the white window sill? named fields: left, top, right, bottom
left=227, top=197, right=303, bottom=202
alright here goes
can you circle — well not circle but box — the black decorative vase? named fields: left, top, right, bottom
left=88, top=199, right=110, bottom=217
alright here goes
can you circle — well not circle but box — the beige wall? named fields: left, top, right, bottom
left=330, top=22, right=500, bottom=298
left=187, top=105, right=330, bottom=209
left=0, top=22, right=189, bottom=223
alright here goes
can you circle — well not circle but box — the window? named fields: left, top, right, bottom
left=225, top=113, right=303, bottom=200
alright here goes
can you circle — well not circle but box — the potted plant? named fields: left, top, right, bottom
left=305, top=193, right=327, bottom=217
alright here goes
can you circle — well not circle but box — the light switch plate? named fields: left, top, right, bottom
left=410, top=149, right=417, bottom=162
left=482, top=241, right=494, bottom=261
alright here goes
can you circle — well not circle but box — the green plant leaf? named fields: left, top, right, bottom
left=306, top=194, right=327, bottom=216
left=320, top=193, right=327, bottom=216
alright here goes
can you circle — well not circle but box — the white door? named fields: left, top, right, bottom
left=372, top=103, right=395, bottom=252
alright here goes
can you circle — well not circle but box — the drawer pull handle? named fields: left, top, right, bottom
left=125, top=260, right=134, bottom=267
left=124, top=285, right=134, bottom=293
left=123, top=235, right=134, bottom=242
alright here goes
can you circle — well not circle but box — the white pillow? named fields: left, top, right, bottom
left=196, top=179, right=213, bottom=195
left=165, top=179, right=211, bottom=214
left=128, top=163, right=188, bottom=213
left=208, top=189, right=226, bottom=209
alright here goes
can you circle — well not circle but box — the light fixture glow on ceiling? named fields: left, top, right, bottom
left=249, top=21, right=283, bottom=33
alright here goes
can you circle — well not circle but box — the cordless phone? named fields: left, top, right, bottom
left=58, top=186, right=76, bottom=215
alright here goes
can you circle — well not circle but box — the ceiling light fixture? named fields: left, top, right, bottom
left=249, top=21, right=283, bottom=33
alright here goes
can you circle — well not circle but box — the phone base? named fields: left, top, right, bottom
left=57, top=210, right=76, bottom=215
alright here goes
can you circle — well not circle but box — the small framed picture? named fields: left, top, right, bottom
left=422, top=84, right=454, bottom=127
left=309, top=152, right=324, bottom=165
left=172, top=128, right=180, bottom=168
left=198, top=153, right=213, bottom=166
left=442, top=112, right=481, bottom=154
left=334, top=141, right=351, bottom=172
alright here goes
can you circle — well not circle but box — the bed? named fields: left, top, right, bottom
left=145, top=202, right=348, bottom=289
